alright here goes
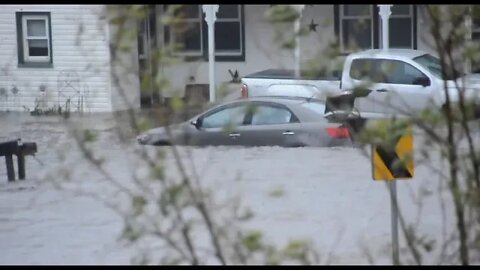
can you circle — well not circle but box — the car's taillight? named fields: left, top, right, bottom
left=240, top=84, right=248, bottom=98
left=325, top=127, right=350, bottom=139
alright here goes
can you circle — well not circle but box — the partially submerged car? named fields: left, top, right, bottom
left=137, top=96, right=359, bottom=147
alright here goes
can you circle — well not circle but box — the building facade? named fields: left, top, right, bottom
left=0, top=5, right=477, bottom=112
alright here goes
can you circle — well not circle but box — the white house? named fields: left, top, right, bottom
left=0, top=5, right=478, bottom=112
left=0, top=5, right=139, bottom=113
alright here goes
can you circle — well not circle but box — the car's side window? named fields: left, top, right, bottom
left=350, top=59, right=373, bottom=81
left=251, top=105, right=294, bottom=125
left=201, top=104, right=247, bottom=128
left=380, top=59, right=427, bottom=85
left=350, top=59, right=387, bottom=83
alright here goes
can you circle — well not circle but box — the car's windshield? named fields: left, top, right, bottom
left=413, top=54, right=463, bottom=80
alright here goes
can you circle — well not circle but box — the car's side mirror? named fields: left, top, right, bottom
left=190, top=118, right=202, bottom=129
left=413, top=76, right=431, bottom=87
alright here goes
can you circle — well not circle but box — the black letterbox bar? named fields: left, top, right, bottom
left=0, top=139, right=37, bottom=182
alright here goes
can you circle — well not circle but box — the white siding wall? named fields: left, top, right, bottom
left=416, top=5, right=465, bottom=63
left=417, top=8, right=437, bottom=55
left=0, top=5, right=112, bottom=112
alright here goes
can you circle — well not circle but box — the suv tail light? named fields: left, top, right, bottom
left=325, top=127, right=350, bottom=139
left=240, top=84, right=248, bottom=98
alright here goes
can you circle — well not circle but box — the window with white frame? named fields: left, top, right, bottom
left=472, top=17, right=480, bottom=40
left=215, top=5, right=243, bottom=57
left=388, top=5, right=415, bottom=49
left=16, top=12, right=53, bottom=67
left=470, top=5, right=480, bottom=38
left=335, top=5, right=416, bottom=53
left=339, top=5, right=374, bottom=51
left=164, top=5, right=245, bottom=61
left=169, top=5, right=203, bottom=56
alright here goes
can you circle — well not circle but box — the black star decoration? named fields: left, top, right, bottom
left=308, top=19, right=318, bottom=32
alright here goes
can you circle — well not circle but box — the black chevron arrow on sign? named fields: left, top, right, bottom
left=374, top=144, right=412, bottom=178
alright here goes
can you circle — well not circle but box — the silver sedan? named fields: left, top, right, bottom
left=137, top=96, right=357, bottom=147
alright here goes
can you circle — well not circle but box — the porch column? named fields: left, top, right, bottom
left=291, top=5, right=305, bottom=78
left=202, top=5, right=219, bottom=103
left=378, top=5, right=392, bottom=50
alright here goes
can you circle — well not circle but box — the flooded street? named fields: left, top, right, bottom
left=0, top=112, right=460, bottom=264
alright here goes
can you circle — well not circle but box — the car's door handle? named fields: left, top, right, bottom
left=376, top=89, right=388, bottom=92
left=229, top=133, right=241, bottom=138
left=282, top=131, right=295, bottom=135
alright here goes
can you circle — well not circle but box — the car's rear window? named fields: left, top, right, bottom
left=300, top=102, right=326, bottom=115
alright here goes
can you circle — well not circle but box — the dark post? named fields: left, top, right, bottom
left=5, top=155, right=15, bottom=181
left=1, top=139, right=37, bottom=182
left=17, top=154, right=25, bottom=180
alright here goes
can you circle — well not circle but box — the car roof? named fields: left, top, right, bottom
left=232, top=96, right=329, bottom=122
left=194, top=96, right=320, bottom=119
left=233, top=96, right=325, bottom=105
left=195, top=96, right=349, bottom=124
left=349, top=49, right=428, bottom=60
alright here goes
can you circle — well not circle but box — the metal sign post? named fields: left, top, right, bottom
left=378, top=4, right=398, bottom=265
left=371, top=119, right=414, bottom=266
left=389, top=177, right=399, bottom=265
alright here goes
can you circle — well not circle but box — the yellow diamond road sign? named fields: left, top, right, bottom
left=372, top=124, right=414, bottom=181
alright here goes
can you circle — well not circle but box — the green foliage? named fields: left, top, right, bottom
left=83, top=129, right=98, bottom=143
left=165, top=183, right=186, bottom=206
left=222, top=122, right=237, bottom=134
left=137, top=117, right=153, bottom=133
left=122, top=221, right=142, bottom=243
left=282, top=240, right=311, bottom=264
left=419, top=107, right=444, bottom=126
left=265, top=245, right=281, bottom=265
left=242, top=231, right=263, bottom=252
left=29, top=97, right=76, bottom=117
left=151, top=163, right=165, bottom=180
left=169, top=97, right=185, bottom=113
left=264, top=5, right=303, bottom=51
left=132, top=195, right=147, bottom=217
left=269, top=187, right=285, bottom=198
left=358, top=119, right=411, bottom=148
left=29, top=105, right=61, bottom=116
left=265, top=5, right=300, bottom=24
left=237, top=208, right=254, bottom=221
left=140, top=74, right=153, bottom=95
